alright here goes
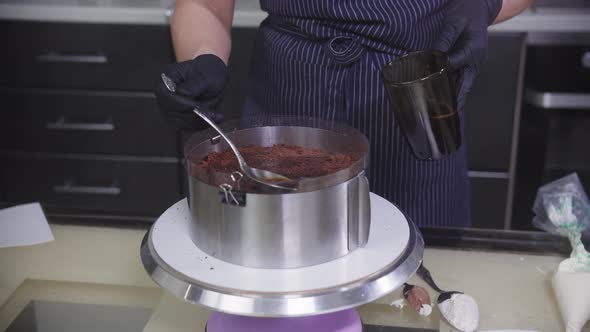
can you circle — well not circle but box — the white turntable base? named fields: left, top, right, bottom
left=150, top=193, right=410, bottom=294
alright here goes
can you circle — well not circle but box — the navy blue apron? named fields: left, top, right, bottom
left=243, top=0, right=471, bottom=228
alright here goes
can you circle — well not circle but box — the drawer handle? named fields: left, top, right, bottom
left=35, top=52, right=108, bottom=64
left=525, top=89, right=590, bottom=110
left=467, top=171, right=510, bottom=179
left=582, top=51, right=590, bottom=69
left=46, top=117, right=115, bottom=131
left=53, top=180, right=121, bottom=195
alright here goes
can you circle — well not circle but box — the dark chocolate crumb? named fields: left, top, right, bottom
left=191, top=144, right=356, bottom=188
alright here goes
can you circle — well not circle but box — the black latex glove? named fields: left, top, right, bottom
left=432, top=0, right=502, bottom=111
left=155, top=54, right=228, bottom=130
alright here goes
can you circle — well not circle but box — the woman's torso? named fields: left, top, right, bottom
left=243, top=0, right=472, bottom=228
left=259, top=0, right=449, bottom=54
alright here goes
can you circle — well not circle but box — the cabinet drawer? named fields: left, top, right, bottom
left=465, top=33, right=525, bottom=171
left=0, top=89, right=178, bottom=156
left=526, top=43, right=590, bottom=93
left=0, top=22, right=173, bottom=90
left=0, top=154, right=181, bottom=215
left=545, top=111, right=590, bottom=171
left=470, top=177, right=509, bottom=229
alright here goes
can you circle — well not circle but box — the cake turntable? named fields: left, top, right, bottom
left=140, top=118, right=424, bottom=331
left=140, top=193, right=423, bottom=331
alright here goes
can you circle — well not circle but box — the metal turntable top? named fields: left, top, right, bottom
left=140, top=193, right=423, bottom=317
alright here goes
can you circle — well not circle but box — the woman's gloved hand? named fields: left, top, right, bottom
left=432, top=0, right=502, bottom=111
left=155, top=54, right=228, bottom=130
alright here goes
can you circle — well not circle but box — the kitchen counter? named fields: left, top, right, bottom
left=0, top=221, right=585, bottom=331
left=0, top=0, right=262, bottom=27
left=0, top=0, right=589, bottom=32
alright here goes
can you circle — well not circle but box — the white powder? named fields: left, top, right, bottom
left=389, top=298, right=406, bottom=309
left=418, top=304, right=432, bottom=316
left=438, top=293, right=479, bottom=332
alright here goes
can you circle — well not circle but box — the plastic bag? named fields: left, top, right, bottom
left=532, top=173, right=590, bottom=272
left=533, top=173, right=590, bottom=237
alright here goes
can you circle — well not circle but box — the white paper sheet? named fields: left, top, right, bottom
left=0, top=203, right=54, bottom=248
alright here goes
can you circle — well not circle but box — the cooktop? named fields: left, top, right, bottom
left=6, top=300, right=436, bottom=332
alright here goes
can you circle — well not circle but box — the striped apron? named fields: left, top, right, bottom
left=243, top=0, right=471, bottom=228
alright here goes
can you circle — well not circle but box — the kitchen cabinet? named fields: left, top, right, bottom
left=0, top=21, right=260, bottom=223
left=469, top=177, right=510, bottom=229
left=0, top=89, right=178, bottom=156
left=511, top=33, right=590, bottom=231
left=0, top=19, right=525, bottom=230
left=0, top=22, right=173, bottom=90
left=466, top=32, right=526, bottom=229
left=0, top=21, right=181, bottom=222
left=1, top=153, right=181, bottom=215
left=465, top=33, right=525, bottom=171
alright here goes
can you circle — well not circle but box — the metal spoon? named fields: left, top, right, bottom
left=416, top=263, right=463, bottom=303
left=415, top=264, right=479, bottom=332
left=161, top=74, right=298, bottom=191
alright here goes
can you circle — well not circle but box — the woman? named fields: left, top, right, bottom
left=156, top=0, right=532, bottom=228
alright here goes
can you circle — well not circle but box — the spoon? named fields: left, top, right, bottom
left=416, top=263, right=463, bottom=303
left=415, top=263, right=479, bottom=332
left=161, top=74, right=298, bottom=191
